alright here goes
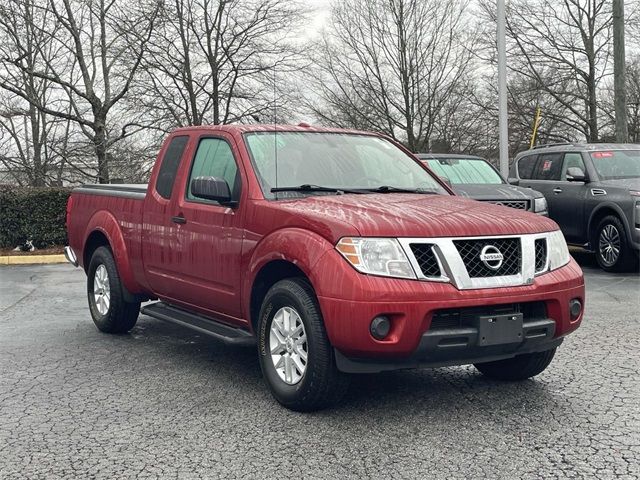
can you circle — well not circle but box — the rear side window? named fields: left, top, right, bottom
left=533, top=153, right=563, bottom=180
left=156, top=136, right=189, bottom=199
left=517, top=154, right=538, bottom=179
left=186, top=138, right=238, bottom=201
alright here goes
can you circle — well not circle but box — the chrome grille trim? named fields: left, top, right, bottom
left=398, top=233, right=551, bottom=290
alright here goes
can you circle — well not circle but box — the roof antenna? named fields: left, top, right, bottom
left=273, top=67, right=278, bottom=192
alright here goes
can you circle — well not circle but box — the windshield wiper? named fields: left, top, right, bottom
left=362, top=185, right=438, bottom=194
left=271, top=184, right=363, bottom=195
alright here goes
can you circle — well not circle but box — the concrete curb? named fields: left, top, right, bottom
left=0, top=254, right=67, bottom=265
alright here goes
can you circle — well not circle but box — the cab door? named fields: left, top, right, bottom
left=142, top=134, right=192, bottom=298
left=168, top=134, right=245, bottom=323
left=551, top=152, right=589, bottom=243
left=519, top=152, right=563, bottom=213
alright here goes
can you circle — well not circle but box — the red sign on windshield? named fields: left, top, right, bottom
left=591, top=151, right=614, bottom=159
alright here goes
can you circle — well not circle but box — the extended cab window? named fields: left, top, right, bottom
left=187, top=138, right=238, bottom=201
left=156, top=136, right=188, bottom=199
left=533, top=153, right=563, bottom=180
left=517, top=155, right=538, bottom=179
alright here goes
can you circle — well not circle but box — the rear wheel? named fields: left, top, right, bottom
left=594, top=215, right=638, bottom=272
left=257, top=278, right=349, bottom=411
left=474, top=348, right=556, bottom=381
left=87, top=246, right=140, bottom=333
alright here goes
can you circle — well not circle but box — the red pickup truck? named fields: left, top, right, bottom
left=65, top=124, right=585, bottom=411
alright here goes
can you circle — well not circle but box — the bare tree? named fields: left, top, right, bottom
left=0, top=0, right=61, bottom=186
left=492, top=0, right=613, bottom=142
left=137, top=0, right=304, bottom=129
left=0, top=0, right=160, bottom=184
left=620, top=58, right=640, bottom=143
left=308, top=0, right=475, bottom=152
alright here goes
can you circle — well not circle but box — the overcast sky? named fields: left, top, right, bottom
left=305, top=0, right=331, bottom=38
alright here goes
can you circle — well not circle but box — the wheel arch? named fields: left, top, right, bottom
left=82, top=210, right=142, bottom=294
left=249, top=260, right=311, bottom=333
left=245, top=228, right=334, bottom=332
left=587, top=203, right=631, bottom=249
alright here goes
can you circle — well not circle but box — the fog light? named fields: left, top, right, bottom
left=370, top=316, right=391, bottom=340
left=569, top=299, right=582, bottom=320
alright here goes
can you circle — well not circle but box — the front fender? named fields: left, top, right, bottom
left=243, top=228, right=335, bottom=318
left=83, top=210, right=142, bottom=294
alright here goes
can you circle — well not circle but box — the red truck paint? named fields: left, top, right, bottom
left=67, top=124, right=584, bottom=361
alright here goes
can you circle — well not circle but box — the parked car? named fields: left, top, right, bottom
left=65, top=125, right=585, bottom=411
left=510, top=143, right=640, bottom=272
left=417, top=153, right=548, bottom=215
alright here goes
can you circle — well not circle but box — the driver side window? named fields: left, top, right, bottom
left=186, top=138, right=238, bottom=201
left=561, top=153, right=586, bottom=180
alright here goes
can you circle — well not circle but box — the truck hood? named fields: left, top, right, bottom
left=452, top=184, right=543, bottom=200
left=275, top=193, right=559, bottom=240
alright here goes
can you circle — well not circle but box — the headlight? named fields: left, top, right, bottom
left=534, top=197, right=548, bottom=213
left=547, top=230, right=570, bottom=271
left=336, top=237, right=416, bottom=279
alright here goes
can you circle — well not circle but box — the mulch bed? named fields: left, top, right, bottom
left=0, top=246, right=65, bottom=256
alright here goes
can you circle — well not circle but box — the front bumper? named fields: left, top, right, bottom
left=312, top=251, right=584, bottom=371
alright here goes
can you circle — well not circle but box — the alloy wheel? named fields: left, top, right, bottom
left=93, top=264, right=111, bottom=315
left=269, top=306, right=308, bottom=385
left=599, top=224, right=621, bottom=266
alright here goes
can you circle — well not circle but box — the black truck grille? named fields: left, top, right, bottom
left=429, top=302, right=547, bottom=329
left=534, top=238, right=547, bottom=273
left=486, top=200, right=529, bottom=210
left=410, top=244, right=441, bottom=277
left=453, top=238, right=521, bottom=278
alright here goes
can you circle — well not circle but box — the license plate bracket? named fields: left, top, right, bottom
left=475, top=313, right=523, bottom=346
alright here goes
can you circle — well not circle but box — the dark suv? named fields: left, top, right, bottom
left=417, top=154, right=548, bottom=214
left=510, top=143, right=640, bottom=272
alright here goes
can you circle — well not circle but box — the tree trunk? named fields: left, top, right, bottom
left=94, top=119, right=109, bottom=184
left=587, top=70, right=599, bottom=142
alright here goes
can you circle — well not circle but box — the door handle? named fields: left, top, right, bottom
left=171, top=215, right=187, bottom=224
left=553, top=188, right=563, bottom=194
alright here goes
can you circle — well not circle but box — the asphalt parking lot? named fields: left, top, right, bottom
left=0, top=254, right=638, bottom=479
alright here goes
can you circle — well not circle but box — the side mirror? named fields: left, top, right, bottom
left=190, top=176, right=232, bottom=203
left=507, top=177, right=520, bottom=186
left=566, top=167, right=587, bottom=182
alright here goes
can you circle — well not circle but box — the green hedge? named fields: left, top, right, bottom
left=0, top=186, right=72, bottom=249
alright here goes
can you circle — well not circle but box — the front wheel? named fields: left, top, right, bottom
left=474, top=348, right=556, bottom=381
left=257, top=278, right=348, bottom=411
left=595, top=215, right=638, bottom=272
left=87, top=246, right=140, bottom=333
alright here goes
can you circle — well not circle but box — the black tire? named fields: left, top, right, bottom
left=594, top=215, right=638, bottom=273
left=257, top=278, right=349, bottom=411
left=87, top=246, right=140, bottom=333
left=474, top=348, right=556, bottom=381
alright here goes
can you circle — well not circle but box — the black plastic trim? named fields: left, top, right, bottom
left=335, top=318, right=560, bottom=374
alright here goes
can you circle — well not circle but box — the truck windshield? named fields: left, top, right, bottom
left=244, top=132, right=448, bottom=199
left=424, top=158, right=503, bottom=185
left=590, top=150, right=640, bottom=180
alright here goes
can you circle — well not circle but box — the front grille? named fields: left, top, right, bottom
left=410, top=244, right=441, bottom=277
left=486, top=200, right=529, bottom=210
left=534, top=238, right=547, bottom=273
left=453, top=238, right=521, bottom=278
left=429, top=302, right=547, bottom=330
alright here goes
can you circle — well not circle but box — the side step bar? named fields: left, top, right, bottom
left=141, top=302, right=255, bottom=347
